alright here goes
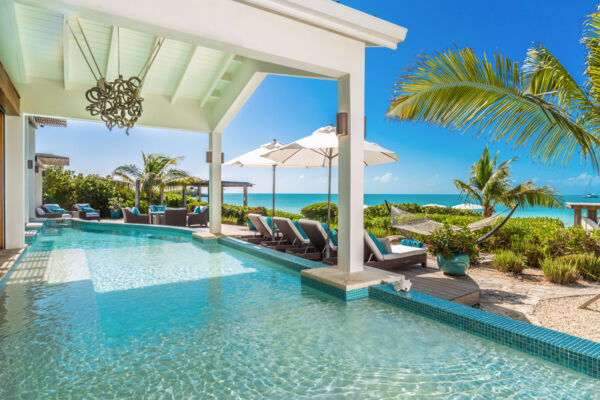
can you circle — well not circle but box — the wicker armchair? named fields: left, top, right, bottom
left=122, top=207, right=150, bottom=224
left=187, top=206, right=209, bottom=227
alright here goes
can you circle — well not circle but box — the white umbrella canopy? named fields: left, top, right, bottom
left=263, top=125, right=399, bottom=257
left=423, top=203, right=447, bottom=208
left=224, top=140, right=293, bottom=229
left=264, top=125, right=400, bottom=167
left=453, top=203, right=484, bottom=210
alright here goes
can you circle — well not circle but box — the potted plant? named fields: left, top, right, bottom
left=427, top=226, right=478, bottom=275
left=108, top=197, right=123, bottom=219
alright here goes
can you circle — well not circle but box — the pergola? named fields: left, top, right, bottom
left=0, top=0, right=407, bottom=274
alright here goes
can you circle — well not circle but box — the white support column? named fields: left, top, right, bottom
left=36, top=168, right=43, bottom=211
left=337, top=65, right=365, bottom=273
left=209, top=131, right=222, bottom=234
left=27, top=123, right=36, bottom=220
left=5, top=115, right=25, bottom=249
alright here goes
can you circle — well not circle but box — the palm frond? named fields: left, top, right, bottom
left=501, top=181, right=563, bottom=209
left=112, top=164, right=140, bottom=183
left=583, top=9, right=600, bottom=103
left=388, top=47, right=600, bottom=169
left=454, top=179, right=483, bottom=204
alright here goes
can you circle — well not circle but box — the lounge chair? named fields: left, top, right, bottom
left=122, top=207, right=150, bottom=224
left=164, top=208, right=187, bottom=226
left=35, top=207, right=62, bottom=219
left=364, top=231, right=427, bottom=270
left=242, top=214, right=277, bottom=244
left=72, top=203, right=101, bottom=220
left=188, top=206, right=209, bottom=227
left=266, top=217, right=312, bottom=250
left=42, top=203, right=71, bottom=219
left=293, top=219, right=338, bottom=262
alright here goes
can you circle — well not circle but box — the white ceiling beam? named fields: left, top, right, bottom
left=0, top=1, right=27, bottom=83
left=105, top=25, right=118, bottom=79
left=211, top=59, right=265, bottom=133
left=140, top=36, right=162, bottom=96
left=170, top=45, right=198, bottom=104
left=200, top=53, right=235, bottom=108
left=62, top=15, right=70, bottom=90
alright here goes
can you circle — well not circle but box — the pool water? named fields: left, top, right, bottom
left=0, top=224, right=598, bottom=398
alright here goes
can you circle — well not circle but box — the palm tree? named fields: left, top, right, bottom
left=112, top=152, right=190, bottom=206
left=388, top=7, right=600, bottom=170
left=455, top=146, right=562, bottom=217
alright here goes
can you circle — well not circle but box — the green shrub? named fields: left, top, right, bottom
left=557, top=254, right=600, bottom=282
left=427, top=227, right=478, bottom=259
left=493, top=250, right=525, bottom=274
left=541, top=258, right=579, bottom=284
left=510, top=240, right=547, bottom=268
left=301, top=202, right=337, bottom=223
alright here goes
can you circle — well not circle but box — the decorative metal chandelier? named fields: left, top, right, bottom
left=68, top=18, right=164, bottom=134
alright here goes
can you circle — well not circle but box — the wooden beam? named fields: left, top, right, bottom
left=0, top=61, right=21, bottom=115
left=170, top=46, right=198, bottom=104
left=62, top=15, right=70, bottom=90
left=105, top=26, right=118, bottom=79
left=200, top=53, right=235, bottom=108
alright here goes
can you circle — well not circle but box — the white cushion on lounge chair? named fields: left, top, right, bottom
left=85, top=212, right=100, bottom=217
left=388, top=244, right=427, bottom=258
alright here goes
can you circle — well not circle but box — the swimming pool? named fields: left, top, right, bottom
left=0, top=224, right=598, bottom=398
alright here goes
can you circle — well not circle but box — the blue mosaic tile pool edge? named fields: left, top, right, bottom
left=369, top=284, right=600, bottom=379
left=218, top=237, right=326, bottom=272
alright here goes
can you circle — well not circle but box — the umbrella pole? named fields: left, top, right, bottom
left=326, top=155, right=332, bottom=259
left=272, top=165, right=276, bottom=235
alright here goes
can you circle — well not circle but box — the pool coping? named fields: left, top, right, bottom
left=70, top=218, right=199, bottom=237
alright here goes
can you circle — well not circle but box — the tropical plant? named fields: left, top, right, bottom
left=541, top=258, right=579, bottom=284
left=301, top=202, right=338, bottom=223
left=112, top=152, right=190, bottom=206
left=427, top=226, right=479, bottom=259
left=558, top=253, right=600, bottom=282
left=388, top=7, right=600, bottom=170
left=453, top=147, right=562, bottom=217
left=493, top=250, right=525, bottom=274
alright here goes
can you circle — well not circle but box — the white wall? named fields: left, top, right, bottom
left=4, top=115, right=25, bottom=249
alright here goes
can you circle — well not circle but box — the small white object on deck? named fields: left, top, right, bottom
left=393, top=276, right=412, bottom=292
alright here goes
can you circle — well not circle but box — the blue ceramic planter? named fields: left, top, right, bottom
left=437, top=254, right=470, bottom=276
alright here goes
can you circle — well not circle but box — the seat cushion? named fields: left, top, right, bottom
left=150, top=205, right=166, bottom=212
left=247, top=219, right=257, bottom=231
left=85, top=212, right=100, bottom=218
left=389, top=244, right=427, bottom=258
left=292, top=220, right=308, bottom=240
left=368, top=232, right=388, bottom=255
left=321, top=223, right=338, bottom=246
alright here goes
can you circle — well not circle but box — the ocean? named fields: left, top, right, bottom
left=222, top=193, right=592, bottom=227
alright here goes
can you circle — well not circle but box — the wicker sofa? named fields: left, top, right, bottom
left=71, top=204, right=101, bottom=220
left=187, top=206, right=209, bottom=227
left=122, top=207, right=150, bottom=224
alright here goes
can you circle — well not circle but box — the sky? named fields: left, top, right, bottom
left=36, top=0, right=600, bottom=195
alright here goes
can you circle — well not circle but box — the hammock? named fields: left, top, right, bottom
left=384, top=201, right=518, bottom=244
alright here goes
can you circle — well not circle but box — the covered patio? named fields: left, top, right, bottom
left=0, top=0, right=407, bottom=278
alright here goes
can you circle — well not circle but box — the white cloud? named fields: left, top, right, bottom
left=373, top=172, right=398, bottom=184
left=299, top=174, right=305, bottom=179
left=565, top=172, right=600, bottom=186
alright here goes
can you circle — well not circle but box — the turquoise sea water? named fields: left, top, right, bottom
left=224, top=193, right=592, bottom=226
left=0, top=223, right=598, bottom=398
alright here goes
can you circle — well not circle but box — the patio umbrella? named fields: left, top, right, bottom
left=452, top=203, right=484, bottom=211
left=423, top=203, right=447, bottom=208
left=224, top=139, right=293, bottom=230
left=263, top=125, right=399, bottom=257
